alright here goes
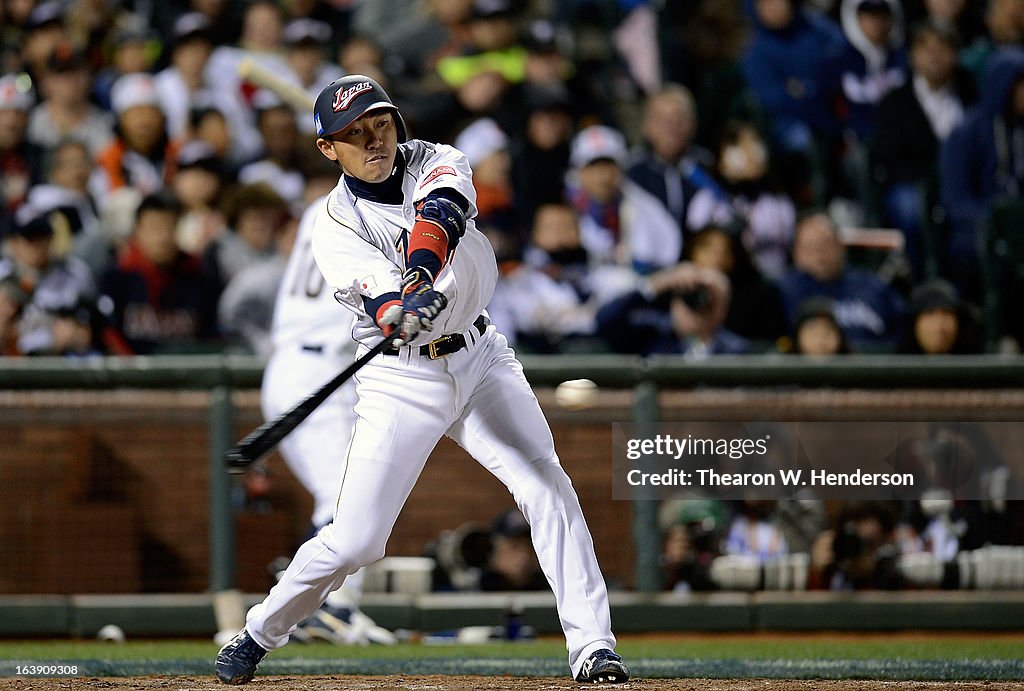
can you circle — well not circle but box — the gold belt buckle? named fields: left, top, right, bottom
left=427, top=335, right=452, bottom=360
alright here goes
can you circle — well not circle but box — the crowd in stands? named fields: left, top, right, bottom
left=2, top=0, right=1024, bottom=358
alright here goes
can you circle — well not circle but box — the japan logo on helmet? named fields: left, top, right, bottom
left=333, top=82, right=373, bottom=112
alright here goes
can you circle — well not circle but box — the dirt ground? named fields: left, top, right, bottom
left=3, top=677, right=1024, bottom=690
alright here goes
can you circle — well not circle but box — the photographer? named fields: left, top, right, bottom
left=809, top=501, right=905, bottom=590
left=594, top=262, right=749, bottom=358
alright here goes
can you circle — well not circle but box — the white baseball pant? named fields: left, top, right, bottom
left=246, top=323, right=616, bottom=676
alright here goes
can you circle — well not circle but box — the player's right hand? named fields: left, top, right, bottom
left=378, top=303, right=417, bottom=346
left=378, top=273, right=448, bottom=346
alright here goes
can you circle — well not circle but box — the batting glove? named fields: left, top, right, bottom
left=378, top=269, right=448, bottom=346
left=401, top=266, right=448, bottom=327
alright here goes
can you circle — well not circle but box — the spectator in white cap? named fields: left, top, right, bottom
left=0, top=75, right=43, bottom=234
left=95, top=73, right=179, bottom=201
left=281, top=18, right=344, bottom=133
left=454, top=117, right=522, bottom=243
left=27, top=42, right=113, bottom=156
left=566, top=124, right=682, bottom=276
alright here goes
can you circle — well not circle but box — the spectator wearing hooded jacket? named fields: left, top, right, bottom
left=939, top=47, right=1024, bottom=299
left=836, top=0, right=908, bottom=143
left=740, top=0, right=845, bottom=205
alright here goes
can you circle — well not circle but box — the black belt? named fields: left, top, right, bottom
left=383, top=315, right=489, bottom=360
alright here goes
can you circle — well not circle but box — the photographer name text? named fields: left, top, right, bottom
left=626, top=468, right=914, bottom=487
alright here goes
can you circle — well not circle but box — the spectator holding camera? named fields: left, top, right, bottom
left=595, top=262, right=749, bottom=358
left=0, top=210, right=98, bottom=355
left=810, top=500, right=905, bottom=590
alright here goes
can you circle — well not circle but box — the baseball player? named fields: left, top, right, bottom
left=258, top=197, right=395, bottom=645
left=216, top=75, right=629, bottom=684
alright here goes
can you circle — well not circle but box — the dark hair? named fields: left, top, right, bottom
left=910, top=18, right=961, bottom=50
left=135, top=191, right=183, bottom=222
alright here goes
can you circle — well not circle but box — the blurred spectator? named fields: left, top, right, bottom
left=280, top=19, right=344, bottom=135
left=92, top=19, right=159, bottom=112
left=960, top=0, right=1024, bottom=80
left=0, top=74, right=42, bottom=233
left=24, top=139, right=102, bottom=261
left=205, top=0, right=288, bottom=120
left=488, top=203, right=603, bottom=351
left=26, top=42, right=113, bottom=156
left=189, top=106, right=236, bottom=165
left=510, top=83, right=574, bottom=221
left=741, top=0, right=845, bottom=206
left=903, top=0, right=986, bottom=48
left=722, top=500, right=789, bottom=563
left=352, top=0, right=473, bottom=85
left=217, top=212, right=296, bottom=356
left=596, top=262, right=749, bottom=358
left=337, top=34, right=387, bottom=86
left=239, top=100, right=306, bottom=209
left=0, top=211, right=98, bottom=355
left=658, top=0, right=758, bottom=151
left=658, top=498, right=727, bottom=592
left=455, top=117, right=522, bottom=246
left=95, top=73, right=180, bottom=200
left=155, top=12, right=259, bottom=166
left=776, top=212, right=904, bottom=351
left=567, top=125, right=682, bottom=275
left=172, top=141, right=228, bottom=256
left=406, top=0, right=528, bottom=142
left=811, top=500, right=904, bottom=589
left=687, top=225, right=787, bottom=344
left=626, top=83, right=718, bottom=235
left=425, top=508, right=547, bottom=593
left=480, top=508, right=547, bottom=592
left=100, top=192, right=218, bottom=355
left=787, top=296, right=850, bottom=354
left=940, top=47, right=1024, bottom=300
left=18, top=1, right=70, bottom=82
left=898, top=278, right=983, bottom=353
left=836, top=0, right=908, bottom=143
left=686, top=121, right=797, bottom=281
left=871, top=19, right=975, bottom=278
left=0, top=277, right=27, bottom=355
left=204, top=182, right=289, bottom=297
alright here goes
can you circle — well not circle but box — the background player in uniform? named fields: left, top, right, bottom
left=258, top=199, right=396, bottom=646
left=216, top=75, right=629, bottom=685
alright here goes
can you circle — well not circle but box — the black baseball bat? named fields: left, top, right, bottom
left=225, top=331, right=400, bottom=473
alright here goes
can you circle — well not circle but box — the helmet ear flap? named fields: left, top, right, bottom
left=394, top=111, right=408, bottom=143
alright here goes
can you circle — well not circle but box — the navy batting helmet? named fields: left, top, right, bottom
left=313, top=75, right=408, bottom=142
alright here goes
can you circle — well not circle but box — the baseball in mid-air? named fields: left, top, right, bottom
left=97, top=624, right=126, bottom=643
left=554, top=379, right=598, bottom=410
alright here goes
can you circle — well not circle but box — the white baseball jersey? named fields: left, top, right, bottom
left=311, top=140, right=498, bottom=348
left=263, top=199, right=357, bottom=527
left=247, top=139, right=617, bottom=679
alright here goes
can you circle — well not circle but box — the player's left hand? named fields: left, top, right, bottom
left=401, top=267, right=448, bottom=333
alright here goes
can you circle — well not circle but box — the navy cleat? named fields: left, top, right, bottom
left=575, top=649, right=630, bottom=684
left=215, top=629, right=268, bottom=685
